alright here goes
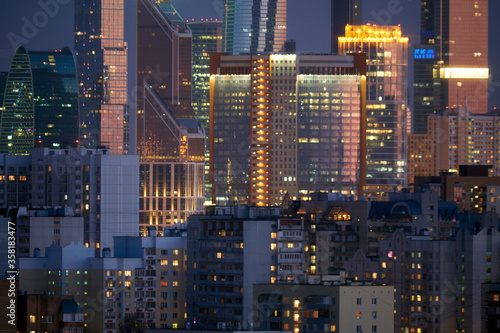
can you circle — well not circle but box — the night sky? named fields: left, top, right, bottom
left=1, top=0, right=499, bottom=109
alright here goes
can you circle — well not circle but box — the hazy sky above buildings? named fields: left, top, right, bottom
left=1, top=0, right=499, bottom=109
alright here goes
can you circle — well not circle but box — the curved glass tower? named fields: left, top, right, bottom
left=0, top=46, right=79, bottom=155
left=223, top=0, right=287, bottom=55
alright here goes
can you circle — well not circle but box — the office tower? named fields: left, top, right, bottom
left=136, top=0, right=192, bottom=115
left=187, top=20, right=223, bottom=203
left=188, top=20, right=223, bottom=127
left=209, top=53, right=366, bottom=206
left=407, top=107, right=500, bottom=186
left=222, top=0, right=287, bottom=55
left=413, top=0, right=489, bottom=133
left=339, top=24, right=409, bottom=200
left=254, top=284, right=394, bottom=333
left=331, top=0, right=362, bottom=54
left=137, top=1, right=205, bottom=232
left=75, top=0, right=129, bottom=154
left=0, top=46, right=78, bottom=155
left=138, top=86, right=205, bottom=236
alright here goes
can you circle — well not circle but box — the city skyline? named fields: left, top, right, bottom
left=1, top=1, right=500, bottom=111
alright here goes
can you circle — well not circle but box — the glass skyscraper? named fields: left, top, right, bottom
left=210, top=54, right=366, bottom=206
left=0, top=46, right=79, bottom=155
left=339, top=25, right=409, bottom=200
left=222, top=0, right=287, bottom=55
left=331, top=0, right=362, bottom=54
left=413, top=0, right=489, bottom=134
left=187, top=20, right=223, bottom=203
left=75, top=0, right=129, bottom=155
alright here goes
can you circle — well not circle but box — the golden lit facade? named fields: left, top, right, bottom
left=251, top=56, right=271, bottom=206
left=339, top=24, right=409, bottom=200
left=407, top=107, right=500, bottom=185
left=75, top=0, right=129, bottom=154
left=139, top=85, right=205, bottom=234
left=210, top=54, right=366, bottom=206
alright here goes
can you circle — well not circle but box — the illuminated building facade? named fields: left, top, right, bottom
left=0, top=46, right=78, bottom=155
left=139, top=86, right=205, bottom=236
left=188, top=20, right=223, bottom=127
left=222, top=0, right=287, bottom=55
left=187, top=20, right=223, bottom=203
left=137, top=1, right=205, bottom=231
left=413, top=0, right=489, bottom=133
left=331, top=0, right=362, bottom=54
left=339, top=24, right=409, bottom=200
left=209, top=53, right=366, bottom=206
left=75, top=0, right=129, bottom=154
left=408, top=107, right=500, bottom=186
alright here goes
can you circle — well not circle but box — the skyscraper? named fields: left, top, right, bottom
left=0, top=46, right=79, bottom=155
left=413, top=0, right=489, bottom=134
left=137, top=0, right=195, bottom=158
left=188, top=20, right=223, bottom=203
left=331, top=0, right=362, bottom=54
left=209, top=53, right=366, bottom=206
left=137, top=0, right=205, bottom=232
left=222, top=0, right=287, bottom=55
left=339, top=24, right=409, bottom=200
left=188, top=20, right=223, bottom=128
left=75, top=0, right=129, bottom=154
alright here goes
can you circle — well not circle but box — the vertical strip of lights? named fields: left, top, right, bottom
left=250, top=55, right=271, bottom=206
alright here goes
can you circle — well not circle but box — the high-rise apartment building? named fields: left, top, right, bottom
left=254, top=284, right=394, bottom=333
left=339, top=24, right=409, bottom=200
left=331, top=0, right=362, bottom=54
left=0, top=148, right=139, bottom=254
left=413, top=0, right=489, bottom=133
left=187, top=20, right=223, bottom=203
left=75, top=0, right=129, bottom=155
left=137, top=1, right=205, bottom=232
left=186, top=206, right=281, bottom=330
left=209, top=53, right=366, bottom=206
left=0, top=46, right=79, bottom=155
left=18, top=232, right=188, bottom=332
left=408, top=107, right=500, bottom=185
left=222, top=0, right=287, bottom=55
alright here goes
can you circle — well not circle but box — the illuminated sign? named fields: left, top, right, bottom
left=439, top=67, right=489, bottom=79
left=414, top=48, right=435, bottom=59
